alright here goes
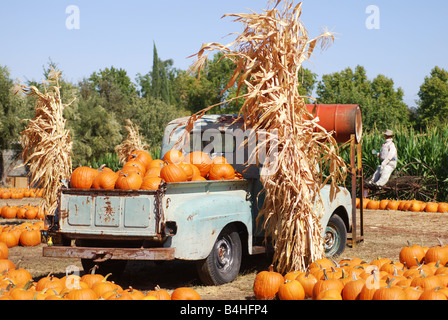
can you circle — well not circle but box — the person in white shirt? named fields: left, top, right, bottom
left=368, top=129, right=398, bottom=187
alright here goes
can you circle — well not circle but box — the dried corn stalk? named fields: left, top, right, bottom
left=179, top=0, right=347, bottom=273
left=115, top=119, right=149, bottom=164
left=13, top=69, right=73, bottom=216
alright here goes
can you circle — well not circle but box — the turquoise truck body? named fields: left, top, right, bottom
left=43, top=115, right=352, bottom=284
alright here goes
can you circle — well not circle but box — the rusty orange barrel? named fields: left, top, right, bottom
left=306, top=104, right=363, bottom=144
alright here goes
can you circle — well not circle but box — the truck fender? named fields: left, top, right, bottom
left=164, top=193, right=253, bottom=260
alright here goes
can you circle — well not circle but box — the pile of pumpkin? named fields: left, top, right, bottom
left=0, top=220, right=46, bottom=249
left=0, top=261, right=201, bottom=300
left=357, top=198, right=448, bottom=213
left=0, top=205, right=44, bottom=221
left=70, top=149, right=240, bottom=191
left=253, top=239, right=448, bottom=300
left=0, top=188, right=43, bottom=200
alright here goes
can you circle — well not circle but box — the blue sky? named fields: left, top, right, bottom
left=0, top=1, right=447, bottom=108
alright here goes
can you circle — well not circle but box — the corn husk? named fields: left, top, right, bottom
left=13, top=69, right=73, bottom=216
left=115, top=119, right=149, bottom=164
left=177, top=0, right=347, bottom=273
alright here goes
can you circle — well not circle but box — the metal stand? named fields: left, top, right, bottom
left=348, top=134, right=364, bottom=247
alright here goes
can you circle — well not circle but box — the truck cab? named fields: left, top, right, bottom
left=43, top=114, right=354, bottom=285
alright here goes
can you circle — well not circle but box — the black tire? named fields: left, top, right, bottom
left=196, top=227, right=242, bottom=286
left=324, top=214, right=347, bottom=257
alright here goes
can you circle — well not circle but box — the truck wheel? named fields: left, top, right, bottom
left=324, top=214, right=347, bottom=257
left=196, top=227, right=242, bottom=286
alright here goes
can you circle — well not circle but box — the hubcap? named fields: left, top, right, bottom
left=216, top=238, right=232, bottom=271
left=324, top=226, right=338, bottom=255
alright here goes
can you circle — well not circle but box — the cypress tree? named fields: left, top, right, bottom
left=151, top=43, right=170, bottom=104
left=151, top=42, right=161, bottom=100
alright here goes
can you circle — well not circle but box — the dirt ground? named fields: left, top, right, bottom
left=2, top=197, right=448, bottom=300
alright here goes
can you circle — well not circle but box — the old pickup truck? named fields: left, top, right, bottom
left=43, top=109, right=360, bottom=285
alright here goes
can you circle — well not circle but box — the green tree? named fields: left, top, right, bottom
left=416, top=66, right=448, bottom=128
left=87, top=66, right=137, bottom=124
left=172, top=68, right=218, bottom=114
left=67, top=88, right=123, bottom=167
left=132, top=96, right=188, bottom=154
left=316, top=65, right=410, bottom=130
left=298, top=67, right=317, bottom=100
left=89, top=66, right=136, bottom=98
left=172, top=52, right=243, bottom=114
left=173, top=52, right=316, bottom=114
left=0, top=65, right=35, bottom=182
left=138, top=43, right=176, bottom=105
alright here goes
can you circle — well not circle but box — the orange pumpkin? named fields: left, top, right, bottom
left=437, top=203, right=448, bottom=213
left=372, top=284, right=406, bottom=300
left=92, top=171, right=119, bottom=190
left=127, top=150, right=153, bottom=170
left=386, top=200, right=399, bottom=211
left=366, top=200, right=379, bottom=210
left=409, top=200, right=422, bottom=212
left=253, top=265, right=284, bottom=300
left=212, top=156, right=229, bottom=165
left=148, top=159, right=165, bottom=169
left=170, top=287, right=201, bottom=300
left=312, top=270, right=344, bottom=300
left=0, top=242, right=9, bottom=259
left=25, top=208, right=38, bottom=220
left=363, top=199, right=370, bottom=209
left=122, top=160, right=146, bottom=176
left=1, top=191, right=11, bottom=199
left=178, top=162, right=195, bottom=181
left=144, top=167, right=162, bottom=178
left=6, top=268, right=33, bottom=286
left=36, top=275, right=64, bottom=292
left=163, top=149, right=184, bottom=164
left=208, top=163, right=236, bottom=180
left=160, top=164, right=188, bottom=183
left=0, top=231, right=19, bottom=248
left=185, top=151, right=212, bottom=178
left=19, top=227, right=41, bottom=247
left=425, top=202, right=439, bottom=213
left=9, top=281, right=36, bottom=300
left=341, top=273, right=365, bottom=300
left=191, top=175, right=207, bottom=181
left=16, top=207, right=27, bottom=219
left=91, top=274, right=118, bottom=297
left=424, top=240, right=448, bottom=265
left=70, top=167, right=99, bottom=189
left=402, top=201, right=412, bottom=211
left=80, top=266, right=105, bottom=289
left=123, top=287, right=145, bottom=300
left=141, top=176, right=162, bottom=190
left=418, top=290, right=447, bottom=301
left=66, top=288, right=99, bottom=300
left=379, top=200, right=389, bottom=210
left=399, top=242, right=425, bottom=268
left=115, top=171, right=143, bottom=190
left=296, top=271, right=317, bottom=299
left=146, top=286, right=171, bottom=300
left=0, top=259, right=15, bottom=273
left=277, top=280, right=305, bottom=300
left=1, top=206, right=17, bottom=219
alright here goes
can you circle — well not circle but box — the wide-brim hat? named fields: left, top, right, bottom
left=382, top=129, right=394, bottom=137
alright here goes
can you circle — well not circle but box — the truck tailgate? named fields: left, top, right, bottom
left=58, top=189, right=161, bottom=239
